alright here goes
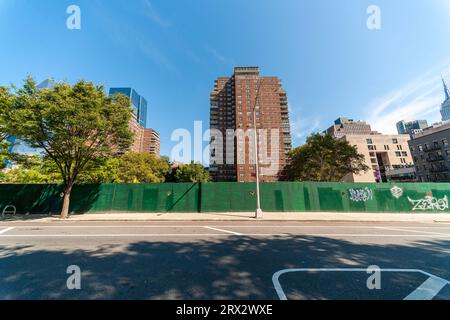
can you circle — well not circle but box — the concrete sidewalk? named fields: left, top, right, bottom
left=2, top=212, right=450, bottom=223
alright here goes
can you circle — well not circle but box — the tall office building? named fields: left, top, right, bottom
left=209, top=67, right=292, bottom=182
left=396, top=120, right=429, bottom=136
left=109, top=87, right=151, bottom=153
left=109, top=88, right=148, bottom=127
left=440, top=78, right=450, bottom=121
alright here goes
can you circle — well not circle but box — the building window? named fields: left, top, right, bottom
left=366, top=139, right=373, bottom=145
left=395, top=151, right=401, bottom=157
left=392, top=139, right=398, bottom=144
left=418, top=145, right=423, bottom=152
left=402, top=151, right=408, bottom=157
left=442, top=138, right=449, bottom=146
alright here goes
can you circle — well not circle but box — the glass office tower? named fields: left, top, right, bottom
left=109, top=88, right=148, bottom=127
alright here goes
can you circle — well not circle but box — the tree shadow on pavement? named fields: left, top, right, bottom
left=0, top=236, right=449, bottom=300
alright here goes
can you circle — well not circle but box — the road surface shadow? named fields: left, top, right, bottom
left=0, top=236, right=449, bottom=300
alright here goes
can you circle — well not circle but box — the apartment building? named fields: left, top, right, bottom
left=325, top=118, right=414, bottom=182
left=142, top=128, right=161, bottom=156
left=342, top=134, right=415, bottom=182
left=209, top=67, right=292, bottom=182
left=408, top=122, right=450, bottom=182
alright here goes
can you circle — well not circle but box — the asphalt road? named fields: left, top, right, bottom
left=0, top=221, right=449, bottom=300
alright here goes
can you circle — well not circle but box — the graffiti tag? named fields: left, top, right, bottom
left=349, top=188, right=373, bottom=202
left=408, top=195, right=449, bottom=211
left=390, top=186, right=403, bottom=199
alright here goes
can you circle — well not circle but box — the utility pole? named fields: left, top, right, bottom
left=253, top=79, right=263, bottom=219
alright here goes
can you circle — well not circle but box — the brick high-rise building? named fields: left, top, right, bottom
left=142, top=128, right=160, bottom=156
left=209, top=67, right=292, bottom=182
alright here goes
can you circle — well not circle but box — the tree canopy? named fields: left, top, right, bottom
left=1, top=77, right=133, bottom=218
left=174, top=162, right=211, bottom=183
left=115, top=152, right=171, bottom=183
left=286, top=133, right=369, bottom=182
left=0, top=155, right=61, bottom=184
left=0, top=87, right=13, bottom=168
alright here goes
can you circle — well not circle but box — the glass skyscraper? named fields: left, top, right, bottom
left=396, top=120, right=429, bottom=136
left=109, top=88, right=148, bottom=127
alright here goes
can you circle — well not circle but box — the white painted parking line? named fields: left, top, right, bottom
left=272, top=268, right=450, bottom=301
left=375, top=227, right=450, bottom=236
left=203, top=226, right=244, bottom=235
left=0, top=227, right=14, bottom=235
left=404, top=276, right=449, bottom=300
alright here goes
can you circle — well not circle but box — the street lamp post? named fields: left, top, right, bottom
left=253, top=80, right=263, bottom=219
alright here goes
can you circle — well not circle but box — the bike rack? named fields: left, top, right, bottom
left=1, top=205, right=17, bottom=218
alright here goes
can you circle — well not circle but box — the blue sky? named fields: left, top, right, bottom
left=1, top=0, right=450, bottom=160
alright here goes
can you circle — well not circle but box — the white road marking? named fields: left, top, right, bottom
left=2, top=225, right=450, bottom=229
left=0, top=234, right=237, bottom=238
left=0, top=227, right=14, bottom=235
left=2, top=233, right=450, bottom=238
left=203, top=226, right=243, bottom=235
left=272, top=268, right=450, bottom=301
left=404, top=276, right=449, bottom=300
left=375, top=226, right=450, bottom=236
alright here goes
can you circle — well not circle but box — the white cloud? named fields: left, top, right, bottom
left=205, top=46, right=234, bottom=66
left=367, top=60, right=450, bottom=134
left=290, top=105, right=322, bottom=145
left=142, top=0, right=172, bottom=28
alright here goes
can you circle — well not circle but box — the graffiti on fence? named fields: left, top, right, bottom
left=390, top=186, right=403, bottom=199
left=348, top=187, right=373, bottom=202
left=407, top=194, right=449, bottom=211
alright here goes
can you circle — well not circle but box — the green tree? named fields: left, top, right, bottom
left=0, top=155, right=62, bottom=184
left=174, top=162, right=211, bottom=183
left=0, top=86, right=13, bottom=168
left=286, top=133, right=369, bottom=182
left=2, top=77, right=133, bottom=218
left=117, top=152, right=171, bottom=183
left=77, top=158, right=122, bottom=184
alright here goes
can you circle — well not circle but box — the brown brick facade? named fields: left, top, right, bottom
left=210, top=67, right=292, bottom=182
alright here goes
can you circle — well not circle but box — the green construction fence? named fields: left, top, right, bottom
left=0, top=182, right=449, bottom=214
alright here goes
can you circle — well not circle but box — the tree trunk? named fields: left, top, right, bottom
left=60, top=183, right=73, bottom=219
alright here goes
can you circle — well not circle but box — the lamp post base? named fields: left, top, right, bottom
left=255, top=208, right=263, bottom=219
